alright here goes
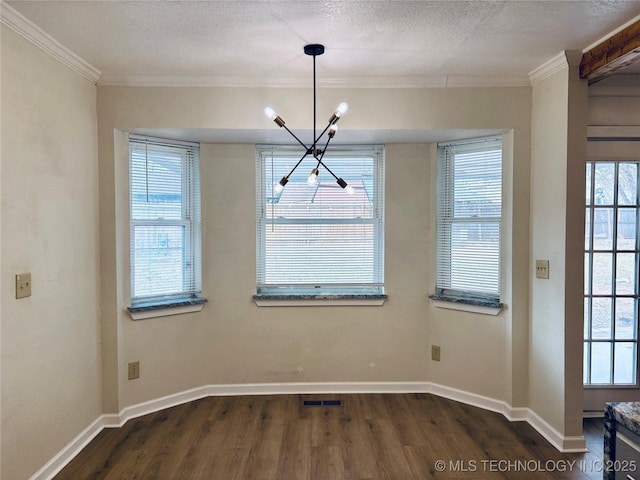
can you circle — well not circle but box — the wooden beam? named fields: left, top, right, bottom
left=580, top=18, right=640, bottom=84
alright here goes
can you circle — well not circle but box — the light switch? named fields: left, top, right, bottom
left=15, top=273, right=31, bottom=299
left=535, top=260, right=549, bottom=279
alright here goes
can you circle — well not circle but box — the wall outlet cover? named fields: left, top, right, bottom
left=15, top=273, right=31, bottom=299
left=128, top=361, right=140, bottom=380
left=431, top=345, right=441, bottom=362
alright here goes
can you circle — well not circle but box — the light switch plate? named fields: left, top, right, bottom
left=15, top=273, right=31, bottom=299
left=535, top=260, right=549, bottom=279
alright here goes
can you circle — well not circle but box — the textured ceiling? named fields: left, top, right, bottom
left=7, top=0, right=640, bottom=87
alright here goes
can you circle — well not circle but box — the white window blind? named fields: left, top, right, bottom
left=436, top=137, right=502, bottom=302
left=256, top=145, right=385, bottom=296
left=129, top=135, right=202, bottom=305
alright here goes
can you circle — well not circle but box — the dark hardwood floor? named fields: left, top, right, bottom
left=55, top=394, right=605, bottom=480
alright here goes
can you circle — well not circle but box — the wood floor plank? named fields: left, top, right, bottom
left=311, top=445, right=346, bottom=480
left=276, top=417, right=312, bottom=480
left=239, top=395, right=286, bottom=480
left=341, top=423, right=380, bottom=479
left=53, top=394, right=604, bottom=480
left=137, top=398, right=218, bottom=480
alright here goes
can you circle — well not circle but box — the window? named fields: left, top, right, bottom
left=255, top=145, right=385, bottom=298
left=129, top=135, right=202, bottom=307
left=584, top=161, right=639, bottom=386
left=434, top=137, right=502, bottom=305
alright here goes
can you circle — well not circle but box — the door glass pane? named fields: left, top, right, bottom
left=614, top=342, right=636, bottom=384
left=593, top=208, right=613, bottom=250
left=592, top=253, right=613, bottom=294
left=618, top=163, right=638, bottom=206
left=594, top=162, right=615, bottom=205
left=592, top=297, right=612, bottom=339
left=618, top=208, right=637, bottom=250
left=615, top=298, right=636, bottom=340
left=591, top=342, right=612, bottom=384
left=616, top=253, right=636, bottom=295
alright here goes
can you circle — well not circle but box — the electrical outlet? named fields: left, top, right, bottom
left=128, top=361, right=140, bottom=380
left=431, top=345, right=441, bottom=362
left=15, top=273, right=31, bottom=299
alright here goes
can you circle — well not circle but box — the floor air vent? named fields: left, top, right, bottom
left=302, top=399, right=343, bottom=407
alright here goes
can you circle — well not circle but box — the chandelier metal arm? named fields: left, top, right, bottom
left=283, top=150, right=312, bottom=180
left=316, top=158, right=339, bottom=181
left=282, top=124, right=311, bottom=152
left=313, top=123, right=333, bottom=147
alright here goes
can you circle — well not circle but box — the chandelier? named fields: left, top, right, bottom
left=264, top=44, right=353, bottom=195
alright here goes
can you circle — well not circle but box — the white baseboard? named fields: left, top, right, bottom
left=113, top=381, right=432, bottom=427
left=428, top=382, right=529, bottom=421
left=29, top=416, right=109, bottom=480
left=527, top=409, right=587, bottom=453
left=31, top=381, right=586, bottom=479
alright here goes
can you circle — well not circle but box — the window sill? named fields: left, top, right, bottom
left=128, top=298, right=208, bottom=320
left=253, top=294, right=387, bottom=307
left=429, top=294, right=503, bottom=316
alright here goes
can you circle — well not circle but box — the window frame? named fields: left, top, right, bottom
left=254, top=145, right=386, bottom=304
left=431, top=136, right=503, bottom=311
left=128, top=134, right=205, bottom=315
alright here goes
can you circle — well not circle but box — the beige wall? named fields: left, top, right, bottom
left=96, top=85, right=532, bottom=411
left=0, top=26, right=101, bottom=479
left=5, top=22, right=597, bottom=474
left=529, top=56, right=587, bottom=441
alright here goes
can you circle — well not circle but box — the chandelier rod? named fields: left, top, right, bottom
left=313, top=51, right=317, bottom=156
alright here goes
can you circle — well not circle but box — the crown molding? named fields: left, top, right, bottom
left=0, top=1, right=100, bottom=83
left=564, top=50, right=582, bottom=67
left=528, top=51, right=570, bottom=85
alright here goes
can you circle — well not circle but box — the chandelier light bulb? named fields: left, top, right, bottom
left=265, top=107, right=286, bottom=127
left=264, top=107, right=277, bottom=120
left=336, top=177, right=355, bottom=195
left=328, top=124, right=338, bottom=138
left=307, top=168, right=319, bottom=187
left=274, top=175, right=289, bottom=194
left=336, top=102, right=349, bottom=116
left=329, top=102, right=349, bottom=125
